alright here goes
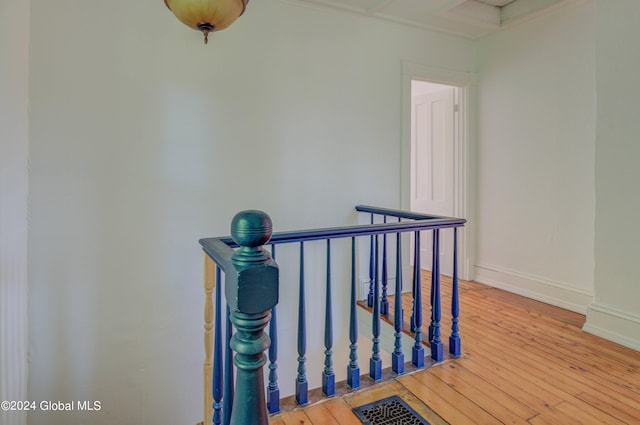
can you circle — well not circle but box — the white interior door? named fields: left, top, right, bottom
left=410, top=86, right=456, bottom=276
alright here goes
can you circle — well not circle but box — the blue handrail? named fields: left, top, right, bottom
left=200, top=206, right=465, bottom=258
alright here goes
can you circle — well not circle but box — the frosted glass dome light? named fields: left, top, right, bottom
left=165, top=0, right=248, bottom=43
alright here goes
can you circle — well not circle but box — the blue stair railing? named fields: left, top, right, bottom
left=199, top=205, right=465, bottom=425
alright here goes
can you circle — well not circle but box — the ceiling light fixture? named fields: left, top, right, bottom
left=165, top=0, right=249, bottom=44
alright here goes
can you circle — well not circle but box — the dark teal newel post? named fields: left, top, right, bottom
left=226, top=210, right=279, bottom=425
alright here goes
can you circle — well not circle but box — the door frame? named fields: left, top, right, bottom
left=400, top=61, right=476, bottom=281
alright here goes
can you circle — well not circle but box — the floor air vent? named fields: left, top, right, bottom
left=352, top=395, right=431, bottom=425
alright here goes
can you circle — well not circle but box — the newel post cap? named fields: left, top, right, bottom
left=231, top=210, right=273, bottom=250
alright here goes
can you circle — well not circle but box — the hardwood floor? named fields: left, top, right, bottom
left=269, top=273, right=640, bottom=424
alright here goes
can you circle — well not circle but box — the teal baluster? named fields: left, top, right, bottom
left=296, top=242, right=308, bottom=405
left=213, top=266, right=223, bottom=425
left=367, top=214, right=375, bottom=307
left=430, top=229, right=444, bottom=362
left=381, top=216, right=389, bottom=316
left=322, top=240, right=335, bottom=396
left=226, top=210, right=279, bottom=425
left=412, top=231, right=424, bottom=368
left=410, top=233, right=416, bottom=331
left=392, top=228, right=404, bottom=374
left=429, top=231, right=436, bottom=343
left=223, top=305, right=233, bottom=425
left=449, top=228, right=461, bottom=356
left=267, top=245, right=280, bottom=414
left=370, top=235, right=382, bottom=381
left=347, top=237, right=360, bottom=389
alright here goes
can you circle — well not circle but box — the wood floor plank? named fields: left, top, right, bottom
left=457, top=338, right=573, bottom=405
left=527, top=413, right=563, bottom=425
left=463, top=326, right=640, bottom=424
left=554, top=398, right=627, bottom=425
left=429, top=362, right=537, bottom=422
left=344, top=381, right=407, bottom=408
left=322, top=398, right=364, bottom=425
left=526, top=402, right=585, bottom=425
left=397, top=390, right=451, bottom=425
left=520, top=342, right=640, bottom=405
left=454, top=356, right=563, bottom=412
left=397, top=374, right=482, bottom=425
left=472, top=297, right=640, bottom=379
left=526, top=335, right=640, bottom=393
left=279, top=409, right=313, bottom=425
left=444, top=296, right=640, bottom=410
left=458, top=306, right=640, bottom=406
left=465, top=325, right=620, bottom=403
left=575, top=391, right=640, bottom=424
left=399, top=372, right=503, bottom=425
left=303, top=402, right=340, bottom=425
left=475, top=287, right=586, bottom=328
left=461, top=288, right=640, bottom=369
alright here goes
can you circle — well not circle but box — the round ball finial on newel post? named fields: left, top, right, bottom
left=231, top=209, right=272, bottom=266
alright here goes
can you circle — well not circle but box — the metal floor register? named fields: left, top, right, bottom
left=352, top=395, right=431, bottom=425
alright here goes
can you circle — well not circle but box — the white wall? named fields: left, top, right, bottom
left=583, top=0, right=640, bottom=350
left=475, top=1, right=596, bottom=313
left=0, top=0, right=30, bottom=424
left=27, top=1, right=475, bottom=423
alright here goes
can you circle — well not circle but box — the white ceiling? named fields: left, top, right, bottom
left=288, top=0, right=579, bottom=39
left=478, top=0, right=516, bottom=6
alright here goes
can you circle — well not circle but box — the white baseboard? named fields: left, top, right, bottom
left=356, top=305, right=414, bottom=354
left=583, top=303, right=640, bottom=351
left=358, top=277, right=409, bottom=301
left=359, top=278, right=397, bottom=302
left=474, top=263, right=594, bottom=314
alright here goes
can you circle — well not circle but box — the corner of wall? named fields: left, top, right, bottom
left=0, top=0, right=30, bottom=424
left=583, top=303, right=640, bottom=351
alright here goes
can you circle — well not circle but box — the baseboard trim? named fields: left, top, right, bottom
left=360, top=278, right=396, bottom=301
left=474, top=263, right=593, bottom=314
left=583, top=303, right=640, bottom=351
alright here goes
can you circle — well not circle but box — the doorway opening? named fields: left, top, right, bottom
left=400, top=63, right=474, bottom=281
